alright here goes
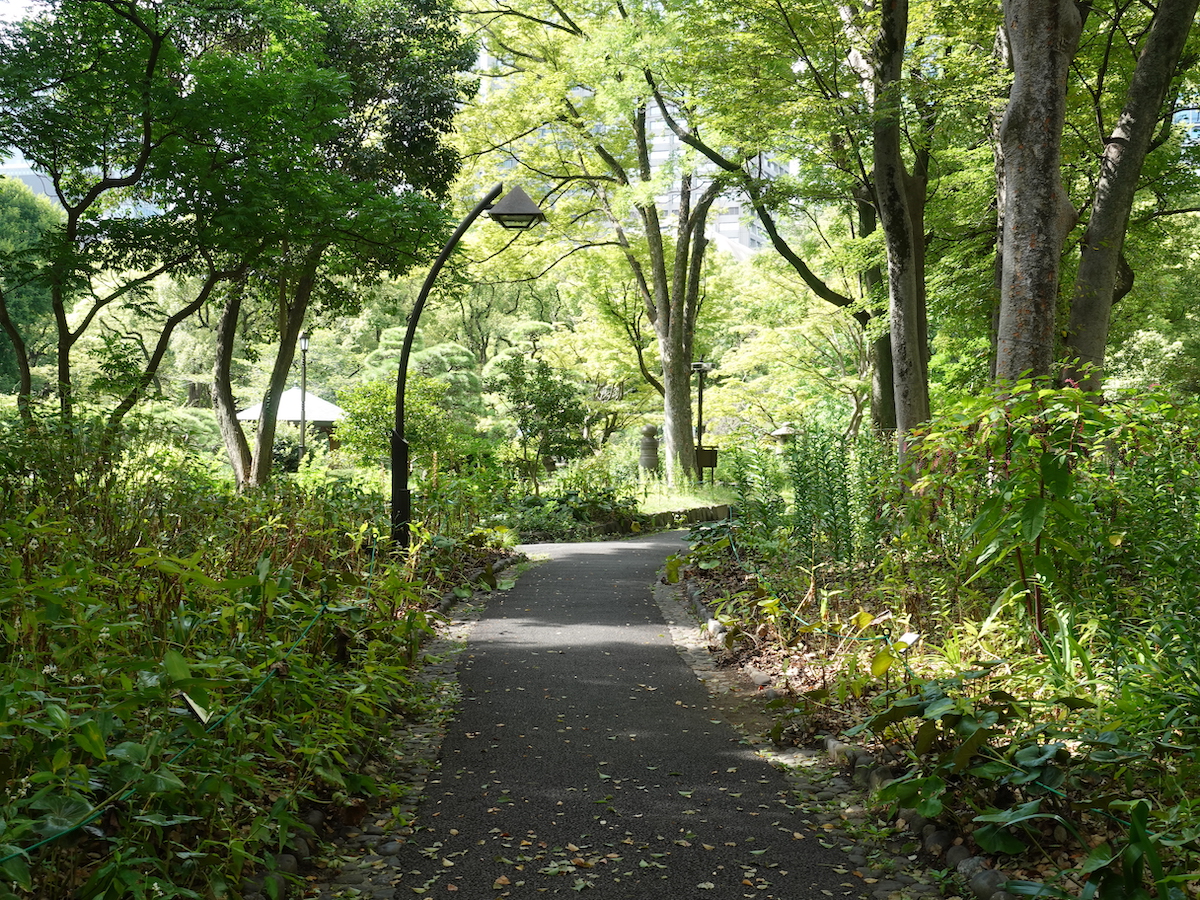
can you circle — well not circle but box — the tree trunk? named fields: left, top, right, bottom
left=995, top=0, right=1082, bottom=382
left=212, top=281, right=252, bottom=485
left=0, top=288, right=34, bottom=427
left=246, top=251, right=321, bottom=487
left=856, top=187, right=897, bottom=432
left=659, top=344, right=695, bottom=482
left=643, top=173, right=719, bottom=484
left=1063, top=0, right=1200, bottom=391
left=873, top=0, right=930, bottom=451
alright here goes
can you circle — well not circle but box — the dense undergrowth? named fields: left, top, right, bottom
left=0, top=414, right=519, bottom=900
left=670, top=384, right=1200, bottom=900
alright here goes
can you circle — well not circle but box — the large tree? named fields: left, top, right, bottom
left=461, top=0, right=728, bottom=483
left=201, top=0, right=474, bottom=487
left=0, top=0, right=474, bottom=484
left=0, top=0, right=224, bottom=427
left=1061, top=0, right=1200, bottom=388
left=995, top=0, right=1199, bottom=385
left=665, top=0, right=1001, bottom=438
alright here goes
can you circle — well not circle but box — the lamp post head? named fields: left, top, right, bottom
left=300, top=331, right=310, bottom=352
left=691, top=360, right=715, bottom=374
left=487, top=186, right=546, bottom=230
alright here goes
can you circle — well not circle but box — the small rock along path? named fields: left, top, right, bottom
left=306, top=532, right=944, bottom=900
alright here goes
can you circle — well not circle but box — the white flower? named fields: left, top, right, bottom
left=42, top=663, right=58, bottom=676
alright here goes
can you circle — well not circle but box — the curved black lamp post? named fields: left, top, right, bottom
left=391, top=184, right=546, bottom=548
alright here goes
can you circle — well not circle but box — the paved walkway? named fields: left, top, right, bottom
left=368, top=533, right=868, bottom=900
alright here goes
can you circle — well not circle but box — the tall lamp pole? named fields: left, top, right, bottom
left=692, top=359, right=715, bottom=484
left=299, top=331, right=310, bottom=458
left=692, top=359, right=714, bottom=443
left=391, top=184, right=546, bottom=548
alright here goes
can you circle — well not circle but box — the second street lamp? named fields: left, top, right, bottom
left=299, top=331, right=310, bottom=458
left=390, top=184, right=546, bottom=549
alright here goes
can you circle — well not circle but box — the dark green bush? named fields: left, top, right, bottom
left=0, top=416, right=457, bottom=898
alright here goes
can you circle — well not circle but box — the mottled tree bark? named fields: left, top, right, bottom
left=873, top=0, right=930, bottom=450
left=995, top=0, right=1082, bottom=381
left=1064, top=0, right=1200, bottom=390
left=856, top=187, right=897, bottom=433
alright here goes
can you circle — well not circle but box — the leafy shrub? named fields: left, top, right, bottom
left=497, top=488, right=643, bottom=542
left=487, top=356, right=594, bottom=491
left=0, top=417, right=464, bottom=898
left=677, top=388, right=1200, bottom=895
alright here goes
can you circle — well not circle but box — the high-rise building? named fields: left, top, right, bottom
left=0, top=150, right=54, bottom=197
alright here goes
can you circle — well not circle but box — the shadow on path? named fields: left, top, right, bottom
left=387, top=532, right=866, bottom=899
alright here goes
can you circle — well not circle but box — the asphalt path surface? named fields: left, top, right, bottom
left=390, top=532, right=864, bottom=899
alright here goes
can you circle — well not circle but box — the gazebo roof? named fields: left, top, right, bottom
left=236, top=387, right=345, bottom=426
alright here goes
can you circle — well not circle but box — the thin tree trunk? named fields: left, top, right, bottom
left=0, top=288, right=34, bottom=427
left=856, top=187, right=897, bottom=432
left=873, top=0, right=930, bottom=454
left=212, top=281, right=252, bottom=485
left=246, top=251, right=322, bottom=487
left=102, top=267, right=226, bottom=452
left=1064, top=0, right=1200, bottom=390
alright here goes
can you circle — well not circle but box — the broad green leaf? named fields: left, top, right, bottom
left=32, top=795, right=94, bottom=838
left=1039, top=452, right=1072, bottom=498
left=74, top=720, right=107, bottom=760
left=967, top=759, right=1012, bottom=781
left=0, top=849, right=31, bottom=891
left=140, top=769, right=186, bottom=794
left=973, top=823, right=1027, bottom=854
left=922, top=697, right=958, bottom=720
left=914, top=720, right=939, bottom=756
left=109, top=741, right=148, bottom=762
left=163, top=649, right=190, bottom=683
left=1014, top=742, right=1062, bottom=768
left=975, top=799, right=1045, bottom=826
left=952, top=727, right=997, bottom=772
left=45, top=705, right=70, bottom=730
left=870, top=648, right=895, bottom=677
left=1019, top=497, right=1047, bottom=543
